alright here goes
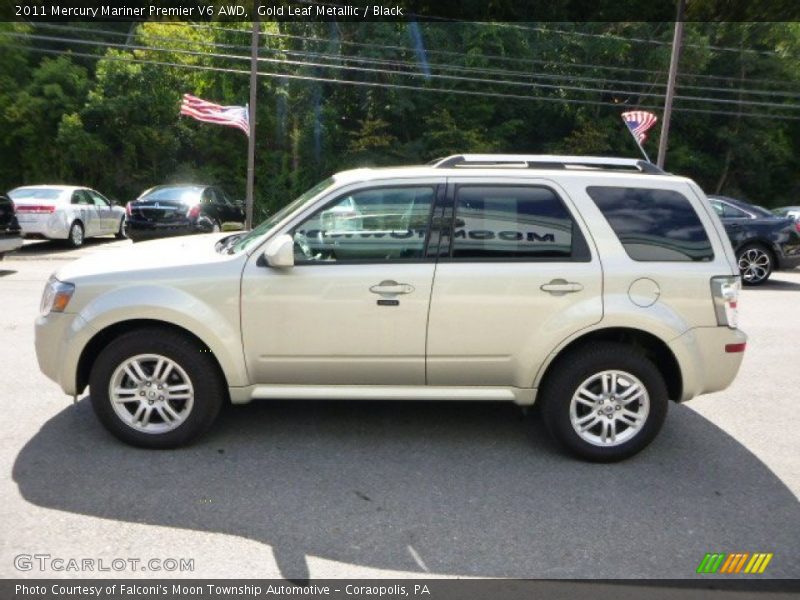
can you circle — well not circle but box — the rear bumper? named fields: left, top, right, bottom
left=669, top=326, right=747, bottom=402
left=18, top=213, right=69, bottom=239
left=125, top=219, right=199, bottom=241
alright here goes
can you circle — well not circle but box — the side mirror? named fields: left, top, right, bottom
left=264, top=234, right=294, bottom=268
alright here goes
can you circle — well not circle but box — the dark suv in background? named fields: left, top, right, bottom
left=0, top=193, right=23, bottom=259
left=708, top=195, right=800, bottom=285
left=124, top=184, right=245, bottom=242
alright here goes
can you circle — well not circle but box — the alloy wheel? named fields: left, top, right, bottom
left=738, top=248, right=771, bottom=283
left=569, top=370, right=650, bottom=447
left=109, top=353, right=194, bottom=434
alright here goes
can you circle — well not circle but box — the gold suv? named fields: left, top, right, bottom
left=35, top=155, right=747, bottom=461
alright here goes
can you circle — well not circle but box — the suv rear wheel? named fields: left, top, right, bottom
left=89, top=328, right=224, bottom=448
left=539, top=342, right=668, bottom=462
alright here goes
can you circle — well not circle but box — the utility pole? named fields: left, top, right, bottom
left=245, top=7, right=260, bottom=230
left=657, top=0, right=685, bottom=169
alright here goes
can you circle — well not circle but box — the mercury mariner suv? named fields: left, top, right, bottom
left=35, top=155, right=747, bottom=461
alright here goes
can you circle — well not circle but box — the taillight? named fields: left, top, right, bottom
left=186, top=205, right=201, bottom=219
left=795, top=221, right=800, bottom=234
left=125, top=202, right=132, bottom=216
left=16, top=205, right=56, bottom=213
left=711, top=276, right=740, bottom=329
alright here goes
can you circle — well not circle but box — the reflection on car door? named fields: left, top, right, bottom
left=88, top=190, right=114, bottom=233
left=426, top=179, right=603, bottom=388
left=240, top=180, right=442, bottom=385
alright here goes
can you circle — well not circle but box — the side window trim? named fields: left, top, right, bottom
left=440, top=182, right=591, bottom=263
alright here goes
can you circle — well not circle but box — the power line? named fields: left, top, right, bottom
left=13, top=29, right=800, bottom=113
left=188, top=21, right=800, bottom=90
left=17, top=43, right=800, bottom=121
left=35, top=22, right=800, bottom=100
left=294, top=0, right=796, bottom=58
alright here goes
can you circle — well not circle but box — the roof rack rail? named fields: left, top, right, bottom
left=430, top=154, right=665, bottom=175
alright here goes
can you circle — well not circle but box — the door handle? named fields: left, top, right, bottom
left=540, top=279, right=584, bottom=295
left=369, top=280, right=415, bottom=295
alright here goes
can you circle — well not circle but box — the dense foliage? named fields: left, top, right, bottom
left=1, top=20, right=799, bottom=219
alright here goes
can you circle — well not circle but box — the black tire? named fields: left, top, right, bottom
left=736, top=243, right=773, bottom=286
left=538, top=342, right=668, bottom=462
left=115, top=216, right=127, bottom=239
left=67, top=221, right=84, bottom=248
left=89, top=328, right=225, bottom=448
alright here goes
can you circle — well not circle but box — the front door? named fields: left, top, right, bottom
left=240, top=181, right=441, bottom=385
left=426, top=179, right=603, bottom=388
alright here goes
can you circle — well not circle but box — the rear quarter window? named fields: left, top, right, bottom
left=586, top=186, right=714, bottom=262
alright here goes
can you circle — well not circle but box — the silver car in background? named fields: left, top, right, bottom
left=9, top=185, right=126, bottom=247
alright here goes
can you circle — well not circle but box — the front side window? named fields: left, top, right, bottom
left=89, top=191, right=109, bottom=208
left=293, top=186, right=435, bottom=262
left=587, top=186, right=714, bottom=262
left=450, top=185, right=584, bottom=260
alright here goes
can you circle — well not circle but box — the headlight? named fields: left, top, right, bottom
left=40, top=276, right=75, bottom=315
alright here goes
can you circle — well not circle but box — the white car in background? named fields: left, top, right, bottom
left=9, top=185, right=126, bottom=247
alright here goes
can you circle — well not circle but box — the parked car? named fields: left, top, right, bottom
left=0, top=193, right=23, bottom=259
left=772, top=206, right=800, bottom=221
left=8, top=185, right=126, bottom=248
left=707, top=195, right=800, bottom=285
left=124, top=184, right=245, bottom=242
left=35, top=155, right=747, bottom=462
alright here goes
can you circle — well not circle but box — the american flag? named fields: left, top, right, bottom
left=621, top=111, right=658, bottom=144
left=180, top=94, right=250, bottom=136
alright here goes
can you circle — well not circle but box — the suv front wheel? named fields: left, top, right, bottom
left=89, top=328, right=224, bottom=448
left=539, top=342, right=668, bottom=462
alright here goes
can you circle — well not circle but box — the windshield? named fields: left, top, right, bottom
left=230, top=177, right=336, bottom=253
left=9, top=188, right=66, bottom=201
left=138, top=186, right=203, bottom=204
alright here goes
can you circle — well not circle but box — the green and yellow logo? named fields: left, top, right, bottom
left=696, top=552, right=773, bottom=574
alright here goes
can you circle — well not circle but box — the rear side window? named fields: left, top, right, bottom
left=587, top=186, right=714, bottom=262
left=451, top=185, right=588, bottom=260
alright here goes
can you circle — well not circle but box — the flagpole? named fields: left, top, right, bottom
left=245, top=10, right=260, bottom=230
left=627, top=130, right=651, bottom=163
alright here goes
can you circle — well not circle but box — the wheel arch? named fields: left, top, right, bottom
left=735, top=238, right=777, bottom=262
left=76, top=319, right=229, bottom=397
left=535, top=327, right=682, bottom=403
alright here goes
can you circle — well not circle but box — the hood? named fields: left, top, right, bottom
left=55, top=233, right=236, bottom=282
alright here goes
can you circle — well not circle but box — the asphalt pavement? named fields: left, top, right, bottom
left=1, top=237, right=798, bottom=580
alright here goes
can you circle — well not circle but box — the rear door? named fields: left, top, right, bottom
left=709, top=198, right=753, bottom=249
left=71, top=190, right=99, bottom=236
left=88, top=190, right=115, bottom=233
left=426, top=178, right=603, bottom=388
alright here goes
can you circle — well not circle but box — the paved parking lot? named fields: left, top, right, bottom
left=1, top=238, right=798, bottom=580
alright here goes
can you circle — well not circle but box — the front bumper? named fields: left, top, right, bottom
left=0, top=233, right=22, bottom=255
left=35, top=311, right=94, bottom=396
left=777, top=253, right=800, bottom=271
left=669, top=326, right=748, bottom=402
